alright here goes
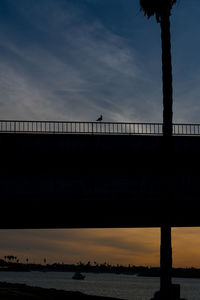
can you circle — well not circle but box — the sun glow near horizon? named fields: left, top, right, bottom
left=0, top=228, right=200, bottom=268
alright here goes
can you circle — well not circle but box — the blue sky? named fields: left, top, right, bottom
left=0, top=0, right=199, bottom=123
left=1, top=0, right=200, bottom=267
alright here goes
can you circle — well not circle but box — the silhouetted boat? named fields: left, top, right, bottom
left=72, top=272, right=85, bottom=280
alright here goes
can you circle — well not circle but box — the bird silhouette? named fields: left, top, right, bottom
left=96, top=115, right=103, bottom=122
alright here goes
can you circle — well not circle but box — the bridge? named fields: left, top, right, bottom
left=0, top=120, right=199, bottom=229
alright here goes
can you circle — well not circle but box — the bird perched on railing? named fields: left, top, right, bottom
left=96, top=115, right=103, bottom=122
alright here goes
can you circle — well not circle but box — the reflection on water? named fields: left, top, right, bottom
left=0, top=271, right=198, bottom=300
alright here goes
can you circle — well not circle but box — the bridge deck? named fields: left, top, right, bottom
left=0, top=131, right=199, bottom=229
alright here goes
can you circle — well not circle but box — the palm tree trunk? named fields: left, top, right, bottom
left=160, top=226, right=172, bottom=298
left=160, top=12, right=173, bottom=300
left=161, top=13, right=173, bottom=137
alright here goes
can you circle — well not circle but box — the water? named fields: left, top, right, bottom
left=0, top=271, right=199, bottom=300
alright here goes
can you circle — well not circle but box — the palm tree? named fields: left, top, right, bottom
left=140, top=0, right=176, bottom=135
left=140, top=1, right=177, bottom=299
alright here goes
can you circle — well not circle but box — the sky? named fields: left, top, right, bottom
left=1, top=0, right=200, bottom=267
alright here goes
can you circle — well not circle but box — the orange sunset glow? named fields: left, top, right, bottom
left=0, top=228, right=200, bottom=268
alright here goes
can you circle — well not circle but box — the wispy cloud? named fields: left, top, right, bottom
left=2, top=227, right=200, bottom=267
left=172, top=228, right=200, bottom=267
left=0, top=0, right=162, bottom=122
left=0, top=228, right=160, bottom=266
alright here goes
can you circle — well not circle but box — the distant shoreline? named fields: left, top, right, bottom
left=1, top=259, right=200, bottom=279
left=0, top=282, right=122, bottom=300
left=1, top=269, right=200, bottom=279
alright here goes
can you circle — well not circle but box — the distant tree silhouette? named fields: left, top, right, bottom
left=87, top=261, right=91, bottom=267
left=4, top=255, right=17, bottom=263
left=140, top=1, right=177, bottom=299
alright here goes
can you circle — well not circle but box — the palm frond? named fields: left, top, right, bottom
left=140, top=0, right=177, bottom=22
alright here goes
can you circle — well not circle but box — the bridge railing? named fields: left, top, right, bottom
left=0, top=120, right=200, bottom=135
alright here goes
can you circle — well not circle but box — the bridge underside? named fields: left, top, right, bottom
left=0, top=199, right=199, bottom=229
left=0, top=133, right=200, bottom=229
